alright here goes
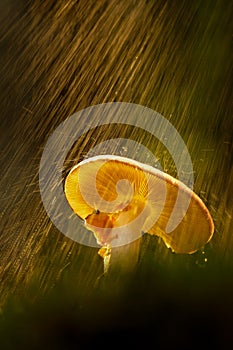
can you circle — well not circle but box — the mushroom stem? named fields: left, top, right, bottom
left=98, top=238, right=141, bottom=275
left=98, top=244, right=112, bottom=274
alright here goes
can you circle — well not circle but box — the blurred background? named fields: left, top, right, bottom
left=0, top=0, right=232, bottom=348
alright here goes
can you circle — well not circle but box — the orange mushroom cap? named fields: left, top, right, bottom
left=64, top=155, right=214, bottom=253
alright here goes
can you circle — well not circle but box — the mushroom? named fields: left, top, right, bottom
left=64, top=155, right=214, bottom=273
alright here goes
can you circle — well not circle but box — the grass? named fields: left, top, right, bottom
left=1, top=243, right=233, bottom=349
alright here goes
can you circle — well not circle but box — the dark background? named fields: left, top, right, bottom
left=0, top=0, right=233, bottom=348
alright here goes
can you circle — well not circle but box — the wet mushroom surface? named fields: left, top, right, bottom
left=65, top=155, right=214, bottom=270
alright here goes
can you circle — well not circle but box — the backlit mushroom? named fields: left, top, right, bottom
left=64, top=155, right=214, bottom=273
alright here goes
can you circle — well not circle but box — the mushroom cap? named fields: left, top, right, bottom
left=64, top=155, right=214, bottom=253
